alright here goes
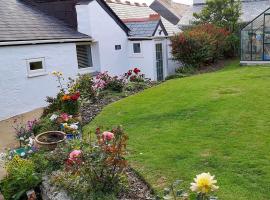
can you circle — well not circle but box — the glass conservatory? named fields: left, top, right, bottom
left=241, top=8, right=270, bottom=62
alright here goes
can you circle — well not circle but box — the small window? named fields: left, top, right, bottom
left=30, top=61, right=43, bottom=71
left=26, top=58, right=46, bottom=77
left=133, top=43, right=141, bottom=53
left=76, top=45, right=93, bottom=69
left=115, top=45, right=121, bottom=50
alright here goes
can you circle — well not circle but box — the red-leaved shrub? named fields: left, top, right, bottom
left=171, top=24, right=231, bottom=68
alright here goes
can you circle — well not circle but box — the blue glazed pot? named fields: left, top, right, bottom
left=66, top=134, right=81, bottom=140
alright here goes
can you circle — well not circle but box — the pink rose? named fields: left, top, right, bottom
left=69, top=150, right=82, bottom=160
left=102, top=131, right=114, bottom=141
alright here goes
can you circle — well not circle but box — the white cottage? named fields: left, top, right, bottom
left=0, top=0, right=181, bottom=120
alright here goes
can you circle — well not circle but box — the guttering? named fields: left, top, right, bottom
left=0, top=38, right=92, bottom=47
left=128, top=36, right=169, bottom=40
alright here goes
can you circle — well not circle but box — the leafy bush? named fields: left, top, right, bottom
left=73, top=74, right=96, bottom=102
left=171, top=24, right=230, bottom=68
left=49, top=126, right=129, bottom=199
left=0, top=156, right=41, bottom=200
left=33, top=116, right=59, bottom=135
left=106, top=76, right=125, bottom=92
left=165, top=74, right=187, bottom=80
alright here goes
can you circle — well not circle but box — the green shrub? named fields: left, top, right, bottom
left=106, top=77, right=125, bottom=92
left=125, top=82, right=149, bottom=92
left=42, top=93, right=63, bottom=117
left=165, top=74, right=187, bottom=80
left=49, top=126, right=129, bottom=199
left=171, top=24, right=231, bottom=68
left=0, top=156, right=41, bottom=200
left=74, top=74, right=96, bottom=101
left=33, top=116, right=59, bottom=135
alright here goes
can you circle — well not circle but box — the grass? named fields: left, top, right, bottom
left=84, top=60, right=270, bottom=199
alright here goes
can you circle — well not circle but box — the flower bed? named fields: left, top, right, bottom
left=0, top=68, right=220, bottom=200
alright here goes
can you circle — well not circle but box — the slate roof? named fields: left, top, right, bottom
left=125, top=21, right=159, bottom=37
left=105, top=0, right=181, bottom=36
left=0, top=0, right=91, bottom=45
left=150, top=0, right=189, bottom=25
left=179, top=0, right=270, bottom=27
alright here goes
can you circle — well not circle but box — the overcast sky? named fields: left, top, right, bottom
left=128, top=0, right=193, bottom=5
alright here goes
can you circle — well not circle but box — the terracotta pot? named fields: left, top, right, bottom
left=35, top=131, right=66, bottom=150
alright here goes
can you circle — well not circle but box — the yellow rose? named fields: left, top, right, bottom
left=190, top=172, right=219, bottom=194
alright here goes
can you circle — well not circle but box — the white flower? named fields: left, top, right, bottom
left=50, top=114, right=58, bottom=121
left=20, top=152, right=26, bottom=157
left=19, top=137, right=24, bottom=141
left=190, top=172, right=219, bottom=194
left=28, top=137, right=34, bottom=147
left=0, top=153, right=7, bottom=161
left=70, top=124, right=78, bottom=130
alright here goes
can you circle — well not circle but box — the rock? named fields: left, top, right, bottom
left=40, top=176, right=72, bottom=200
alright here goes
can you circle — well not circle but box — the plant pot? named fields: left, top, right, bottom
left=14, top=147, right=30, bottom=157
left=66, top=133, right=81, bottom=140
left=35, top=131, right=66, bottom=150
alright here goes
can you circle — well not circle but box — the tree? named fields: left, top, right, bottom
left=193, top=0, right=241, bottom=33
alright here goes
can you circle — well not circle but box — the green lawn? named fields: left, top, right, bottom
left=84, top=61, right=270, bottom=199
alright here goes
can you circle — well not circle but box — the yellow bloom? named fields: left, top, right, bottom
left=190, top=172, right=219, bottom=194
left=57, top=72, right=63, bottom=76
left=52, top=71, right=57, bottom=75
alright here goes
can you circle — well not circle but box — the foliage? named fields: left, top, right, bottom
left=12, top=118, right=37, bottom=147
left=43, top=93, right=63, bottom=117
left=159, top=180, right=188, bottom=200
left=85, top=61, right=270, bottom=199
left=125, top=82, right=149, bottom=92
left=33, top=115, right=60, bottom=135
left=106, top=76, right=125, bottom=92
left=193, top=0, right=241, bottom=33
left=171, top=24, right=230, bottom=68
left=165, top=74, right=187, bottom=80
left=0, top=156, right=41, bottom=200
left=49, top=126, right=129, bottom=199
left=73, top=74, right=96, bottom=102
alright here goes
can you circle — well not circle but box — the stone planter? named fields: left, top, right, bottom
left=35, top=131, right=66, bottom=150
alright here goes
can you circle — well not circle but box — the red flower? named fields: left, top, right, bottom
left=70, top=94, right=79, bottom=101
left=127, top=70, right=132, bottom=76
left=75, top=92, right=80, bottom=97
left=133, top=68, right=140, bottom=74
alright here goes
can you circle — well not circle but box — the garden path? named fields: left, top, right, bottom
left=0, top=108, right=43, bottom=180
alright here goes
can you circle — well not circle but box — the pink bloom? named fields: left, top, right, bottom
left=60, top=113, right=69, bottom=122
left=69, top=150, right=82, bottom=160
left=102, top=131, right=114, bottom=141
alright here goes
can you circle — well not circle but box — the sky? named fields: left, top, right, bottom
left=128, top=0, right=193, bottom=5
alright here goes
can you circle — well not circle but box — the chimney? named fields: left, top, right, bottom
left=149, top=14, right=160, bottom=21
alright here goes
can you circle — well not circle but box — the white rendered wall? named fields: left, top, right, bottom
left=128, top=40, right=156, bottom=80
left=76, top=2, right=129, bottom=76
left=166, top=39, right=181, bottom=75
left=0, top=43, right=82, bottom=121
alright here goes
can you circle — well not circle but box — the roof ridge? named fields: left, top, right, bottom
left=105, top=0, right=148, bottom=7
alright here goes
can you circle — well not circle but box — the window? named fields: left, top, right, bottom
left=133, top=43, right=141, bottom=53
left=26, top=58, right=46, bottom=77
left=76, top=45, right=93, bottom=69
left=115, top=45, right=121, bottom=50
